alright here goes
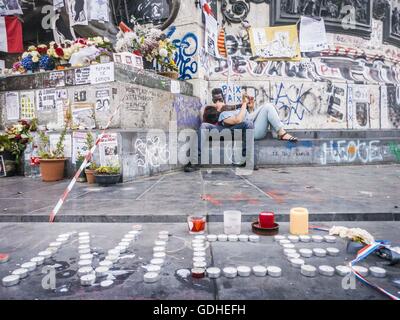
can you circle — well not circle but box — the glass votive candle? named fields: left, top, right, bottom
left=187, top=216, right=206, bottom=234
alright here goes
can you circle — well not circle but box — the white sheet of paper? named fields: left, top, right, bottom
left=5, top=91, right=19, bottom=120
left=90, top=62, right=114, bottom=84
left=251, top=28, right=267, bottom=46
left=204, top=13, right=219, bottom=58
left=87, top=0, right=109, bottom=22
left=171, top=80, right=180, bottom=94
left=300, top=16, right=328, bottom=52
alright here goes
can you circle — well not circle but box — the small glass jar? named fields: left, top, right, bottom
left=187, top=216, right=206, bottom=234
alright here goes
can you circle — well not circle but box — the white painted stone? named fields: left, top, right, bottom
left=335, top=265, right=352, bottom=276
left=290, top=258, right=305, bottom=268
left=12, top=268, right=28, bottom=279
left=21, top=262, right=36, bottom=272
left=267, top=266, right=282, bottom=277
left=313, top=248, right=327, bottom=257
left=237, top=266, right=251, bottom=277
left=299, top=248, right=313, bottom=258
left=252, top=265, right=267, bottom=277
left=217, top=234, right=228, bottom=241
left=324, top=235, right=337, bottom=243
left=327, top=247, right=340, bottom=256
left=150, top=258, right=164, bottom=266
left=95, top=266, right=109, bottom=277
left=353, top=266, right=369, bottom=277
left=99, top=260, right=113, bottom=268
left=318, top=265, right=335, bottom=276
left=78, top=260, right=92, bottom=267
left=78, top=266, right=94, bottom=276
left=80, top=274, right=96, bottom=286
left=311, top=235, right=324, bottom=243
left=144, top=272, right=160, bottom=283
left=299, top=235, right=311, bottom=242
left=249, top=235, right=260, bottom=242
left=207, top=267, right=221, bottom=278
left=2, top=275, right=20, bottom=287
left=30, top=256, right=45, bottom=266
left=153, top=252, right=166, bottom=259
left=301, top=264, right=317, bottom=277
left=223, top=267, right=237, bottom=278
left=369, top=266, right=386, bottom=278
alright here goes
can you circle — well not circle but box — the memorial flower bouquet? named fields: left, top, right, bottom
left=329, top=226, right=375, bottom=245
left=115, top=18, right=178, bottom=72
left=1, top=120, right=34, bottom=162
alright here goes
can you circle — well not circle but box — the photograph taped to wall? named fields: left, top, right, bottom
left=95, top=87, right=111, bottom=112
left=68, top=0, right=89, bottom=26
left=99, top=133, right=119, bottom=166
left=20, top=91, right=36, bottom=120
left=249, top=25, right=301, bottom=61
left=88, top=0, right=109, bottom=22
left=36, top=88, right=56, bottom=112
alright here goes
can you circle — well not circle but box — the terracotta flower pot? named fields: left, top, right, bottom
left=85, top=169, right=96, bottom=184
left=39, top=158, right=65, bottom=182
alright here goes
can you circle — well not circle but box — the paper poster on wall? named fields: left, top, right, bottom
left=299, top=16, right=328, bottom=53
left=67, top=0, right=89, bottom=26
left=56, top=89, right=68, bottom=100
left=89, top=62, right=114, bottom=84
left=49, top=71, right=66, bottom=87
left=88, top=0, right=109, bottom=22
left=36, top=88, right=56, bottom=112
left=72, top=131, right=95, bottom=163
left=170, top=80, right=180, bottom=94
left=53, top=0, right=64, bottom=9
left=95, top=87, right=111, bottom=112
left=20, top=91, right=36, bottom=120
left=5, top=91, right=19, bottom=120
left=0, top=155, right=5, bottom=177
left=74, top=67, right=91, bottom=84
left=0, top=0, right=23, bottom=15
left=50, top=133, right=72, bottom=158
left=56, top=100, right=65, bottom=126
left=72, top=103, right=95, bottom=129
left=249, top=25, right=301, bottom=61
left=204, top=12, right=219, bottom=58
left=99, top=133, right=119, bottom=166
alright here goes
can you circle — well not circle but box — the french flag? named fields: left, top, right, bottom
left=200, top=0, right=213, bottom=16
left=0, top=16, right=23, bottom=53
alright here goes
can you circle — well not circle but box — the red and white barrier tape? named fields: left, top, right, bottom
left=49, top=99, right=123, bottom=223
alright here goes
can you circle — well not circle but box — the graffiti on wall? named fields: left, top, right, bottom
left=386, top=84, right=400, bottom=128
left=134, top=136, right=170, bottom=168
left=172, top=32, right=199, bottom=80
left=172, top=95, right=202, bottom=128
left=320, top=140, right=383, bottom=165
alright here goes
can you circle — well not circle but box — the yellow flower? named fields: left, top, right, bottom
left=28, top=45, right=36, bottom=52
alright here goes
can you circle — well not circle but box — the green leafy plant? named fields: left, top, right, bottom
left=88, top=161, right=98, bottom=171
left=95, top=165, right=120, bottom=175
left=38, top=125, right=67, bottom=159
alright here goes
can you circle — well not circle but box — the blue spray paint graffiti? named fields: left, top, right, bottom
left=273, top=83, right=317, bottom=126
left=172, top=32, right=198, bottom=80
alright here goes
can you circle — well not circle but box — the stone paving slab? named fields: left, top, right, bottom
left=0, top=222, right=399, bottom=300
left=0, top=165, right=399, bottom=222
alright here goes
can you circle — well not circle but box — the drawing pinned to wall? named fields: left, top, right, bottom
left=67, top=0, right=89, bottom=26
left=172, top=32, right=199, bottom=80
left=20, top=91, right=36, bottom=120
left=299, top=16, right=328, bottom=52
left=95, top=87, right=111, bottom=112
left=71, top=103, right=95, bottom=129
left=88, top=0, right=109, bottom=22
left=134, top=136, right=169, bottom=169
left=0, top=0, right=23, bottom=15
left=36, top=89, right=57, bottom=113
left=99, top=133, right=119, bottom=166
left=5, top=91, right=19, bottom=120
left=131, top=0, right=170, bottom=25
left=249, top=25, right=301, bottom=61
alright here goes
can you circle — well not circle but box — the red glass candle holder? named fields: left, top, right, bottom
left=259, top=212, right=275, bottom=228
left=187, top=216, right=206, bottom=234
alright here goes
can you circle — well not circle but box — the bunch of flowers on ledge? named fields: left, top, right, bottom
left=11, top=37, right=113, bottom=74
left=115, top=18, right=178, bottom=72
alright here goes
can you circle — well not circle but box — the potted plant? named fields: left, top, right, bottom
left=94, top=165, right=121, bottom=186
left=85, top=161, right=98, bottom=184
left=37, top=125, right=67, bottom=182
left=75, top=152, right=87, bottom=182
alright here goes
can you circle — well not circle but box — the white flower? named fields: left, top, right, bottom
left=32, top=56, right=39, bottom=63
left=329, top=226, right=375, bottom=245
left=159, top=48, right=168, bottom=57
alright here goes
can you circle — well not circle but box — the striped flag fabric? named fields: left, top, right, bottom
left=0, top=16, right=23, bottom=53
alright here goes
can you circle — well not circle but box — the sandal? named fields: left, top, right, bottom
left=279, top=132, right=298, bottom=142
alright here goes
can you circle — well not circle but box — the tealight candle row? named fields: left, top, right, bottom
left=206, top=234, right=260, bottom=243
left=275, top=234, right=336, bottom=244
left=144, top=230, right=168, bottom=283
left=206, top=265, right=282, bottom=279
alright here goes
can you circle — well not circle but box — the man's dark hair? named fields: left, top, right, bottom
left=203, top=105, right=219, bottom=124
left=211, top=88, right=225, bottom=103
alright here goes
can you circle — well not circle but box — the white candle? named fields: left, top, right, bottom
left=207, top=235, right=217, bottom=242
left=299, top=235, right=311, bottom=242
left=311, top=235, right=324, bottom=243
left=249, top=235, right=260, bottom=242
left=78, top=260, right=92, bottom=267
left=30, top=256, right=45, bottom=266
left=290, top=258, right=305, bottom=268
left=318, top=265, right=335, bottom=277
left=238, top=235, right=249, bottom=242
left=267, top=266, right=282, bottom=277
left=78, top=266, right=94, bottom=277
left=223, top=267, right=237, bottom=278
left=288, top=235, right=299, bottom=243
left=2, top=275, right=20, bottom=287
left=353, top=266, right=369, bottom=277
left=144, top=272, right=160, bottom=283
left=12, top=268, right=28, bottom=279
left=284, top=249, right=297, bottom=256
left=21, top=262, right=36, bottom=272
left=369, top=266, right=386, bottom=278
left=206, top=267, right=221, bottom=278
left=237, top=266, right=251, bottom=277
left=335, top=265, right=351, bottom=276
left=313, top=248, right=327, bottom=257
left=95, top=266, right=109, bottom=277
left=217, top=234, right=228, bottom=242
left=327, top=247, right=340, bottom=256
left=99, top=260, right=113, bottom=268
left=301, top=264, right=317, bottom=277
left=80, top=274, right=96, bottom=286
left=252, top=265, right=267, bottom=277
left=299, top=248, right=313, bottom=258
